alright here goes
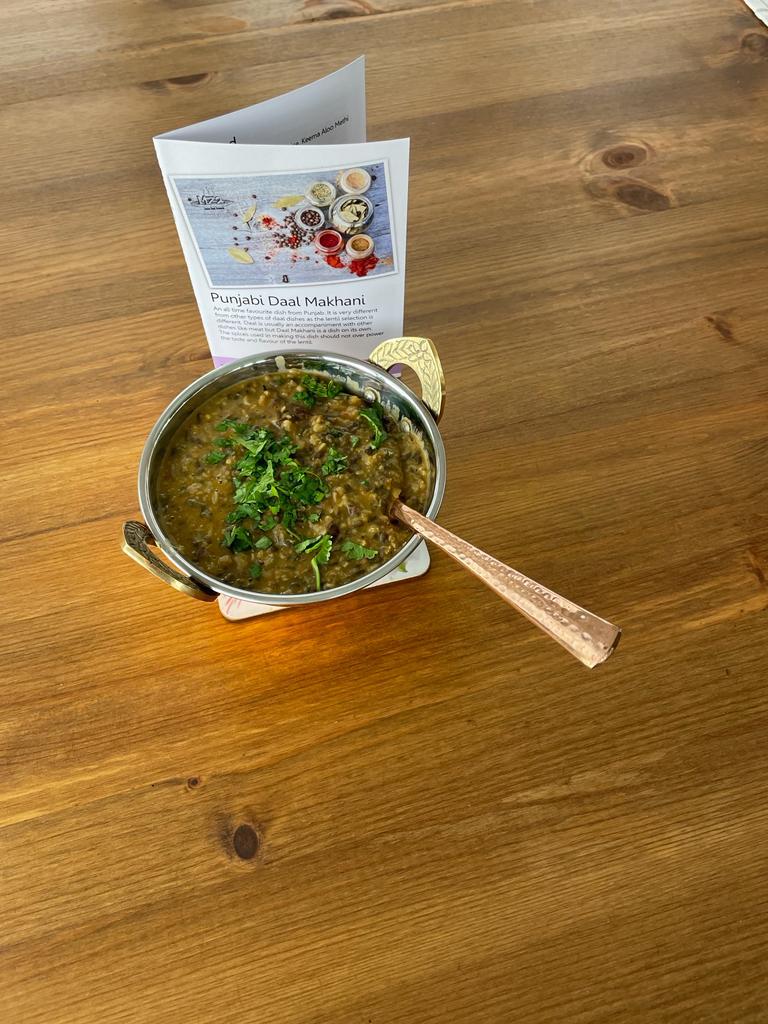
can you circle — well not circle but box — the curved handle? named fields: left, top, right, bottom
left=369, top=337, right=446, bottom=422
left=121, top=521, right=218, bottom=602
left=393, top=501, right=621, bottom=668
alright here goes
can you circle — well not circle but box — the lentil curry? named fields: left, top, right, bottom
left=156, top=370, right=432, bottom=594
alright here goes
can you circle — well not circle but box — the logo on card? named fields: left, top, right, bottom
left=186, top=193, right=229, bottom=210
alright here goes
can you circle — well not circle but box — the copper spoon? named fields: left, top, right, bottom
left=393, top=500, right=621, bottom=668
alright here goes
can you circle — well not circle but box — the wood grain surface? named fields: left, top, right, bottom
left=2, top=1, right=768, bottom=1021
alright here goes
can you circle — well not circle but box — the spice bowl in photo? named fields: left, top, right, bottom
left=296, top=205, right=325, bottom=232
left=345, top=234, right=375, bottom=260
left=313, top=229, right=345, bottom=256
left=338, top=167, right=372, bottom=194
left=305, top=180, right=337, bottom=207
left=330, top=194, right=373, bottom=235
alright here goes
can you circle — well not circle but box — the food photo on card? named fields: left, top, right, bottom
left=170, top=162, right=395, bottom=288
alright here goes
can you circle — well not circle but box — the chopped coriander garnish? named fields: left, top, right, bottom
left=359, top=404, right=388, bottom=450
left=307, top=512, right=321, bottom=523
left=238, top=433, right=270, bottom=457
left=294, top=535, right=326, bottom=554
left=293, top=388, right=315, bottom=408
left=293, top=373, right=343, bottom=407
left=254, top=535, right=272, bottom=550
left=206, top=450, right=226, bottom=464
left=341, top=540, right=378, bottom=560
left=295, top=534, right=333, bottom=590
left=350, top=435, right=360, bottom=448
left=249, top=563, right=263, bottom=580
left=223, top=525, right=253, bottom=552
left=303, top=374, right=343, bottom=399
left=321, top=447, right=347, bottom=476
left=211, top=420, right=329, bottom=552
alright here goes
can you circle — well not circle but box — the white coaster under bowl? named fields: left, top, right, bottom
left=218, top=540, right=430, bottom=620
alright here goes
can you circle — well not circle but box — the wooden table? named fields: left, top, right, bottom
left=3, top=1, right=768, bottom=1020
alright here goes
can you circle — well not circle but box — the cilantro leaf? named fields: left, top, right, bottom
left=293, top=388, right=315, bottom=408
left=222, top=525, right=253, bottom=552
left=254, top=535, right=272, bottom=550
left=295, top=535, right=328, bottom=555
left=321, top=447, right=348, bottom=476
left=313, top=536, right=333, bottom=565
left=206, top=450, right=226, bottom=464
left=293, top=374, right=344, bottom=407
left=238, top=434, right=269, bottom=456
left=249, top=563, right=263, bottom=580
left=302, top=373, right=343, bottom=399
left=359, top=405, right=388, bottom=450
left=350, top=435, right=360, bottom=448
left=341, top=540, right=378, bottom=560
left=295, top=534, right=333, bottom=590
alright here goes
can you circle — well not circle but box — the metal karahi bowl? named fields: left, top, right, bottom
left=122, top=338, right=446, bottom=606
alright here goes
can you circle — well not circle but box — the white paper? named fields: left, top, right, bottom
left=154, top=59, right=409, bottom=365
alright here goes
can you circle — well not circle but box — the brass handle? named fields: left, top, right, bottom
left=121, top=521, right=218, bottom=602
left=393, top=501, right=621, bottom=668
left=369, top=336, right=446, bottom=421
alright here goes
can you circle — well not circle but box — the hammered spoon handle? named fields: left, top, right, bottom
left=393, top=500, right=621, bottom=668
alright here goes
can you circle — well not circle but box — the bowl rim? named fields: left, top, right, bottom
left=137, top=348, right=446, bottom=605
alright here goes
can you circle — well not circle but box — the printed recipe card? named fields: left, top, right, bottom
left=154, top=58, right=409, bottom=365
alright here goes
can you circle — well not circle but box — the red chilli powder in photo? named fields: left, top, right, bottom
left=325, top=254, right=345, bottom=269
left=348, top=254, right=379, bottom=277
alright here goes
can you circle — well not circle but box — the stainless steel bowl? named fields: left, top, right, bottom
left=122, top=337, right=446, bottom=606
